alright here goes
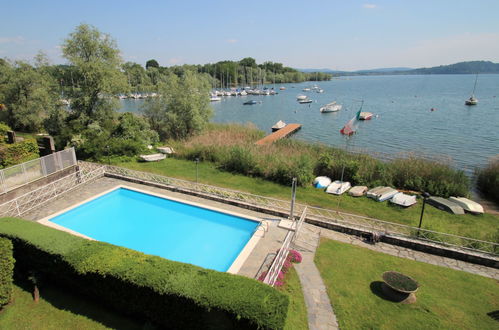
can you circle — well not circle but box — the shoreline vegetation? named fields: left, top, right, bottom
left=168, top=123, right=470, bottom=197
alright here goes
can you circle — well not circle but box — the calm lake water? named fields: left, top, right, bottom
left=120, top=74, right=499, bottom=173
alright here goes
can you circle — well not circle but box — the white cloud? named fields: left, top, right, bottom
left=227, top=39, right=238, bottom=44
left=363, top=3, right=377, bottom=9
left=0, top=36, right=25, bottom=44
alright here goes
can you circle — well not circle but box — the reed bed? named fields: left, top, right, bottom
left=174, top=124, right=470, bottom=197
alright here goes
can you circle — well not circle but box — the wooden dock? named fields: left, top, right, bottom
left=255, top=124, right=302, bottom=145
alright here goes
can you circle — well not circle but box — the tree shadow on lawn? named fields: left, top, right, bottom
left=14, top=278, right=148, bottom=330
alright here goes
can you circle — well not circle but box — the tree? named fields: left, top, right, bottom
left=146, top=59, right=159, bottom=69
left=62, top=24, right=127, bottom=119
left=143, top=71, right=212, bottom=140
left=0, top=56, right=58, bottom=132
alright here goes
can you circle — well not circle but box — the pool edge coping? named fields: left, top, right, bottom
left=37, top=184, right=264, bottom=274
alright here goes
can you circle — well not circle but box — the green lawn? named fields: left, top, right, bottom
left=0, top=282, right=144, bottom=330
left=314, top=238, right=499, bottom=329
left=278, top=267, right=309, bottom=330
left=115, top=158, right=499, bottom=241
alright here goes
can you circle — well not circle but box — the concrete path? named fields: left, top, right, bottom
left=293, top=224, right=339, bottom=330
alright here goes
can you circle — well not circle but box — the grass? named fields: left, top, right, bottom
left=314, top=238, right=499, bottom=329
left=278, top=267, right=309, bottom=330
left=0, top=281, right=144, bottom=330
left=115, top=158, right=499, bottom=242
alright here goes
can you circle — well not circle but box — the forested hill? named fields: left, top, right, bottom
left=410, top=61, right=499, bottom=74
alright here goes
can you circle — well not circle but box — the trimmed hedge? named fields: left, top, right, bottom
left=0, top=217, right=288, bottom=329
left=0, top=139, right=39, bottom=168
left=0, top=237, right=14, bottom=307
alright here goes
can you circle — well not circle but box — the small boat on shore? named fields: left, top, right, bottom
left=348, top=186, right=368, bottom=197
left=140, top=153, right=166, bottom=162
left=325, top=180, right=351, bottom=195
left=320, top=101, right=342, bottom=113
left=313, top=176, right=332, bottom=189
left=271, top=120, right=286, bottom=132
left=367, top=186, right=399, bottom=202
left=448, top=197, right=483, bottom=214
left=390, top=192, right=417, bottom=207
left=427, top=197, right=464, bottom=214
left=299, top=99, right=313, bottom=104
left=359, top=112, right=373, bottom=120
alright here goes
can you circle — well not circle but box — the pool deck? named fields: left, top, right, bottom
left=22, top=176, right=290, bottom=279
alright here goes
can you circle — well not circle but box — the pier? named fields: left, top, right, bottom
left=255, top=124, right=302, bottom=145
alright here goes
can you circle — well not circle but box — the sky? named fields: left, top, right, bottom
left=2, top=0, right=499, bottom=71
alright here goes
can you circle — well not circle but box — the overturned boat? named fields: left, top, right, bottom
left=348, top=186, right=368, bottom=197
left=427, top=197, right=464, bottom=215
left=325, top=180, right=351, bottom=195
left=390, top=192, right=417, bottom=207
left=448, top=197, right=484, bottom=214
left=367, top=186, right=399, bottom=202
left=313, top=176, right=332, bottom=189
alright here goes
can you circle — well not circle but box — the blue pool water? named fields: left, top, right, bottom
left=49, top=188, right=259, bottom=272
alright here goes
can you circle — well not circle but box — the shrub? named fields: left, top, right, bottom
left=0, top=139, right=39, bottom=168
left=288, top=250, right=302, bottom=263
left=0, top=217, right=288, bottom=329
left=220, top=146, right=259, bottom=175
left=0, top=122, right=11, bottom=143
left=476, top=158, right=499, bottom=203
left=0, top=237, right=14, bottom=307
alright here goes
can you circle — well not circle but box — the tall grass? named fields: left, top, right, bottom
left=173, top=124, right=470, bottom=196
left=476, top=157, right=499, bottom=203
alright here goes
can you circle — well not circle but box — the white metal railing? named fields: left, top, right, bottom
left=0, top=148, right=77, bottom=194
left=0, top=163, right=105, bottom=218
left=263, top=207, right=308, bottom=286
left=1, top=160, right=496, bottom=257
left=101, top=163, right=498, bottom=256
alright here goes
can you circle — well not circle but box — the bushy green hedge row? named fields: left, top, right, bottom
left=0, top=217, right=289, bottom=329
left=0, top=139, right=39, bottom=168
left=477, top=158, right=499, bottom=203
left=0, top=237, right=14, bottom=307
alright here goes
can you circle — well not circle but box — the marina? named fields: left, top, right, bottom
left=118, top=74, right=499, bottom=173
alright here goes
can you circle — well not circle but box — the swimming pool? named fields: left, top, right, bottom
left=44, top=187, right=260, bottom=272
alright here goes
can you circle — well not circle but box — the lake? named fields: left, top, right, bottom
left=119, top=74, right=499, bottom=173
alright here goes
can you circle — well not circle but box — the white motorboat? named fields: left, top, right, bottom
left=302, top=88, right=311, bottom=92
left=313, top=176, right=332, bottom=189
left=240, top=90, right=247, bottom=96
left=279, top=86, right=286, bottom=90
left=320, top=102, right=342, bottom=113
left=367, top=186, right=398, bottom=202
left=316, top=89, right=324, bottom=93
left=298, top=98, right=313, bottom=104
left=271, top=120, right=286, bottom=132
left=448, top=197, right=484, bottom=214
left=390, top=192, right=417, bottom=207
left=210, top=95, right=222, bottom=101
left=325, top=180, right=351, bottom=195
left=297, top=94, right=307, bottom=100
